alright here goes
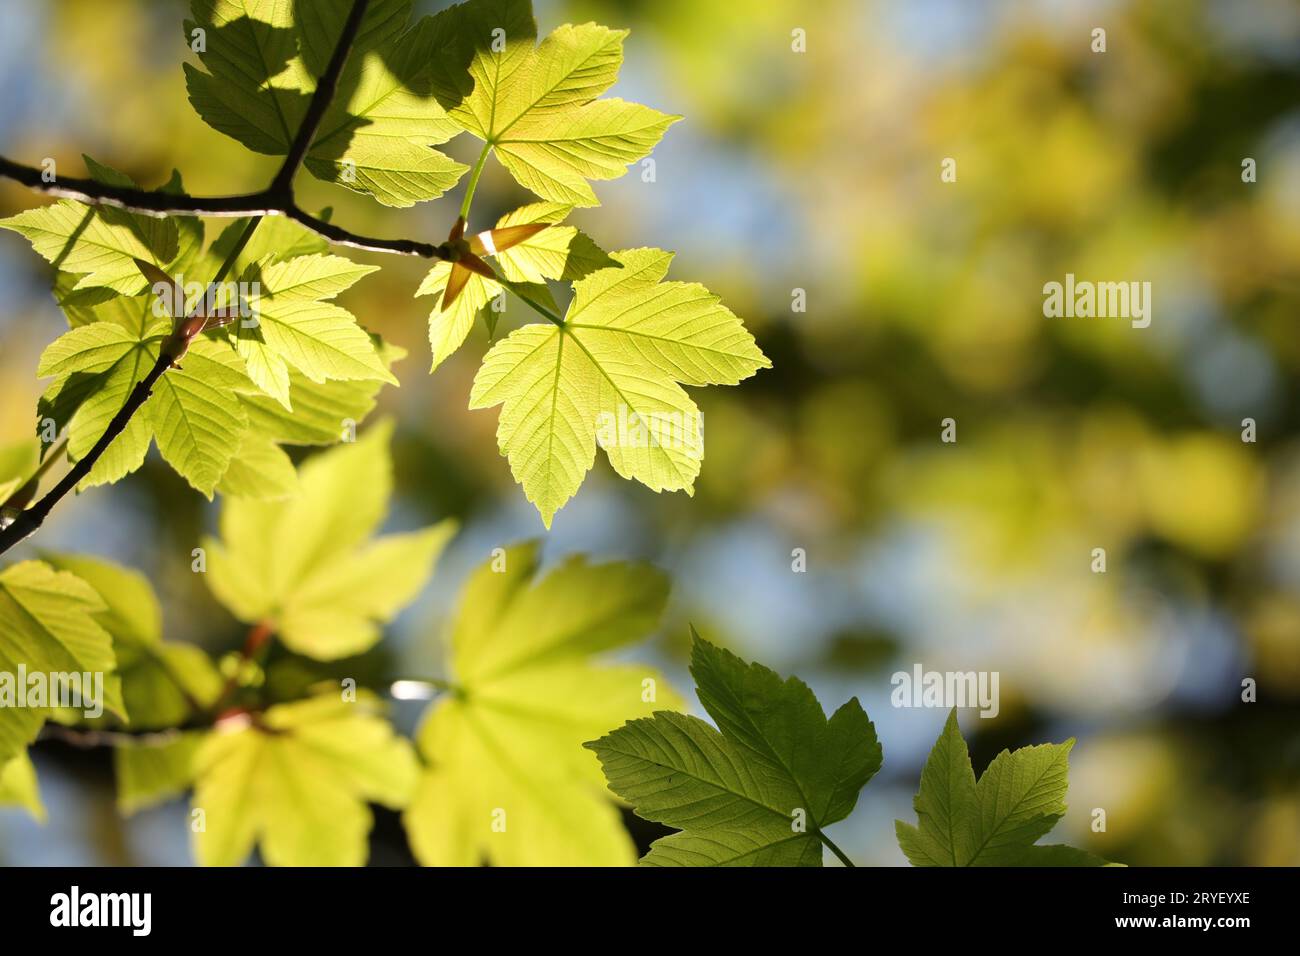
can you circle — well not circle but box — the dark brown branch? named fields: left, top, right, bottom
left=0, top=159, right=451, bottom=260
left=0, top=0, right=434, bottom=557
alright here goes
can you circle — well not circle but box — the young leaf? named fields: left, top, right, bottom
left=402, top=541, right=684, bottom=866
left=185, top=0, right=467, bottom=206
left=192, top=693, right=418, bottom=866
left=0, top=752, right=44, bottom=822
left=469, top=248, right=770, bottom=526
left=895, top=709, right=1113, bottom=866
left=203, top=214, right=329, bottom=277
left=0, top=561, right=126, bottom=763
left=38, top=228, right=395, bottom=497
left=431, top=0, right=679, bottom=205
left=586, top=634, right=881, bottom=866
left=203, top=420, right=455, bottom=660
left=416, top=202, right=614, bottom=371
left=215, top=433, right=299, bottom=499
left=238, top=357, right=396, bottom=445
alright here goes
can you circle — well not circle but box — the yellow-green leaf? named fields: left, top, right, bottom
left=469, top=248, right=769, bottom=525
left=434, top=1, right=677, bottom=205
left=186, top=0, right=466, bottom=206
left=0, top=160, right=177, bottom=295
left=203, top=420, right=454, bottom=659
left=192, top=693, right=418, bottom=866
left=0, top=561, right=125, bottom=763
left=402, top=541, right=683, bottom=866
left=40, top=554, right=222, bottom=731
left=415, top=203, right=612, bottom=371
left=216, top=433, right=299, bottom=499
left=115, top=732, right=207, bottom=816
left=0, top=752, right=44, bottom=822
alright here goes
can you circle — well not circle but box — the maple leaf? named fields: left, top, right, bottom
left=191, top=693, right=418, bottom=866
left=415, top=202, right=613, bottom=370
left=0, top=157, right=180, bottom=295
left=469, top=248, right=770, bottom=525
left=202, top=420, right=455, bottom=659
left=402, top=541, right=684, bottom=866
left=0, top=561, right=126, bottom=764
left=587, top=633, right=881, bottom=866
left=895, top=709, right=1115, bottom=866
left=427, top=0, right=678, bottom=206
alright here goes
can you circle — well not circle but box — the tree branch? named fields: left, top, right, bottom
left=0, top=0, right=421, bottom=557
left=0, top=158, right=451, bottom=260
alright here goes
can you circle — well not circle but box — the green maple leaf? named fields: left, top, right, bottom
left=586, top=633, right=881, bottom=866
left=185, top=0, right=466, bottom=206
left=204, top=218, right=406, bottom=460
left=203, top=420, right=455, bottom=660
left=191, top=219, right=396, bottom=411
left=895, top=709, right=1113, bottom=866
left=0, top=752, right=44, bottom=822
left=0, top=561, right=126, bottom=764
left=214, top=433, right=299, bottom=499
left=238, top=343, right=401, bottom=445
left=428, top=0, right=678, bottom=206
left=468, top=247, right=770, bottom=526
left=32, top=555, right=219, bottom=815
left=201, top=211, right=331, bottom=273
left=402, top=541, right=684, bottom=866
left=230, top=252, right=393, bottom=409
left=191, top=692, right=418, bottom=866
left=37, top=304, right=255, bottom=497
left=0, top=158, right=179, bottom=295
left=415, top=202, right=613, bottom=371
left=41, top=554, right=222, bottom=732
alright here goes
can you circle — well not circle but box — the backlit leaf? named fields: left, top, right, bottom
left=403, top=541, right=684, bottom=866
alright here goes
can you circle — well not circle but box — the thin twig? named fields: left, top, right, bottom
left=0, top=158, right=451, bottom=260
left=209, top=621, right=276, bottom=717
left=37, top=713, right=247, bottom=749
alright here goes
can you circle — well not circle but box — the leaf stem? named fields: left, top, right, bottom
left=817, top=830, right=856, bottom=867
left=210, top=215, right=262, bottom=286
left=209, top=621, right=276, bottom=716
left=491, top=269, right=566, bottom=327
left=459, top=142, right=493, bottom=222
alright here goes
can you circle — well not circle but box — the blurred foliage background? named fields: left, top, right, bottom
left=1, top=0, right=1299, bottom=865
